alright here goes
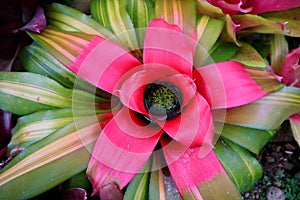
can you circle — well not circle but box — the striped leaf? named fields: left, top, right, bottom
left=28, top=29, right=94, bottom=66
left=19, top=42, right=111, bottom=99
left=90, top=0, right=140, bottom=53
left=0, top=116, right=106, bottom=200
left=46, top=3, right=123, bottom=48
left=216, top=123, right=277, bottom=155
left=149, top=154, right=181, bottom=200
left=214, top=138, right=263, bottom=192
left=194, top=15, right=225, bottom=67
left=217, top=86, right=300, bottom=130
left=289, top=114, right=300, bottom=147
left=127, top=0, right=155, bottom=47
left=154, top=0, right=196, bottom=38
left=11, top=109, right=100, bottom=147
left=124, top=158, right=151, bottom=200
left=0, top=72, right=106, bottom=115
left=270, top=34, right=289, bottom=74
left=46, top=3, right=114, bottom=39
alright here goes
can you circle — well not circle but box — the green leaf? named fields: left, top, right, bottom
left=214, top=138, right=263, bottom=192
left=261, top=7, right=300, bottom=22
left=154, top=0, right=196, bottom=38
left=0, top=116, right=104, bottom=200
left=221, top=14, right=240, bottom=45
left=46, top=3, right=115, bottom=40
left=289, top=114, right=300, bottom=147
left=246, top=68, right=284, bottom=94
left=0, top=72, right=107, bottom=115
left=90, top=0, right=140, bottom=53
left=270, top=34, right=288, bottom=74
left=216, top=123, right=276, bottom=155
left=217, top=86, right=300, bottom=130
left=62, top=170, right=92, bottom=191
left=124, top=158, right=151, bottom=200
left=195, top=0, right=224, bottom=18
left=19, top=42, right=110, bottom=98
left=232, top=14, right=300, bottom=37
left=231, top=42, right=266, bottom=68
left=127, top=0, right=155, bottom=47
left=202, top=41, right=238, bottom=66
left=194, top=15, right=225, bottom=67
left=28, top=29, right=94, bottom=66
left=11, top=109, right=99, bottom=147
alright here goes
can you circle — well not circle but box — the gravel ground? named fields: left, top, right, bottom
left=242, top=122, right=300, bottom=200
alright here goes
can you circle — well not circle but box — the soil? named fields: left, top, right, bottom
left=242, top=121, right=300, bottom=200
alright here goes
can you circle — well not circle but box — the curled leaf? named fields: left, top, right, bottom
left=14, top=6, right=46, bottom=33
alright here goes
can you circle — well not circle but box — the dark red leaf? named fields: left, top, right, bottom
left=99, top=183, right=123, bottom=200
left=0, top=110, right=12, bottom=150
left=14, top=6, right=46, bottom=33
left=62, top=188, right=87, bottom=200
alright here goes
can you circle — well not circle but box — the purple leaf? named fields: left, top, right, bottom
left=14, top=6, right=46, bottom=33
left=99, top=183, right=124, bottom=200
left=62, top=188, right=87, bottom=200
left=0, top=110, right=12, bottom=150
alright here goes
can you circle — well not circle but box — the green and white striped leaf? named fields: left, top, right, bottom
left=194, top=15, right=225, bottom=67
left=154, top=0, right=196, bottom=38
left=216, top=123, right=276, bottom=155
left=90, top=0, right=140, bottom=53
left=11, top=109, right=99, bottom=147
left=231, top=42, right=266, bottom=68
left=0, top=116, right=105, bottom=200
left=124, top=158, right=151, bottom=200
left=127, top=0, right=155, bottom=47
left=19, top=42, right=111, bottom=98
left=270, top=34, right=288, bottom=74
left=28, top=29, right=94, bottom=66
left=214, top=138, right=263, bottom=192
left=149, top=154, right=181, bottom=200
left=218, top=86, right=300, bottom=130
left=46, top=3, right=123, bottom=47
left=0, top=72, right=106, bottom=115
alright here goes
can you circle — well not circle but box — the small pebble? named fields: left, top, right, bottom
left=266, top=186, right=285, bottom=200
left=265, top=156, right=275, bottom=163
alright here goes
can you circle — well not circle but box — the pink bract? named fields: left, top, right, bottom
left=205, top=0, right=300, bottom=15
left=64, top=18, right=268, bottom=197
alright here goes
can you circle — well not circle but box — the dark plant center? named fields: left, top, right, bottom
left=144, top=82, right=182, bottom=120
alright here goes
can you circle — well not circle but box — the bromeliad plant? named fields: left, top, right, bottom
left=0, top=1, right=300, bottom=199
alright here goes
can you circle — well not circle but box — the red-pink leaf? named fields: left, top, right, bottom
left=206, top=0, right=252, bottom=15
left=244, top=0, right=300, bottom=14
left=68, top=36, right=141, bottom=94
left=160, top=144, right=241, bottom=199
left=143, top=18, right=195, bottom=76
left=193, top=61, right=268, bottom=109
left=87, top=107, right=162, bottom=194
left=156, top=93, right=214, bottom=148
left=282, top=47, right=300, bottom=87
